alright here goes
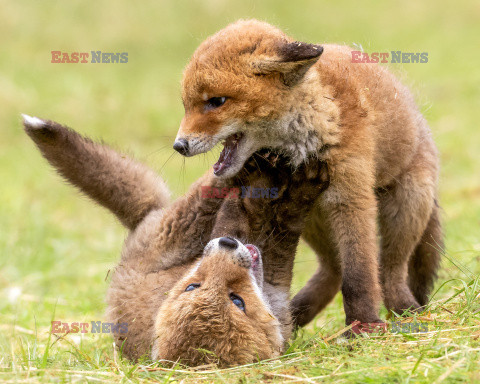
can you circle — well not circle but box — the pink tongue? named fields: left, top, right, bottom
left=213, top=146, right=231, bottom=175
left=213, top=134, right=241, bottom=175
left=245, top=244, right=259, bottom=262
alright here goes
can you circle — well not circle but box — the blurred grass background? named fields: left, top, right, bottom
left=0, top=0, right=479, bottom=382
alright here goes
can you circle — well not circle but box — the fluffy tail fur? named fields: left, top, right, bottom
left=23, top=115, right=170, bottom=230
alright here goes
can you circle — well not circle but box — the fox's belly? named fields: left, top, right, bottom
left=372, top=113, right=431, bottom=189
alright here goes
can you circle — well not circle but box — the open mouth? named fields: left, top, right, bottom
left=245, top=244, right=260, bottom=270
left=213, top=133, right=244, bottom=176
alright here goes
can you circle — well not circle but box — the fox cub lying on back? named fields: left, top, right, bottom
left=24, top=115, right=327, bottom=366
left=174, top=20, right=443, bottom=329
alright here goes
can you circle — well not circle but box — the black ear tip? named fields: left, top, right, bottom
left=279, top=41, right=324, bottom=62
left=313, top=44, right=324, bottom=56
left=306, top=44, right=324, bottom=58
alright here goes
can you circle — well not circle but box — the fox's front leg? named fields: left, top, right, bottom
left=212, top=157, right=329, bottom=286
left=123, top=173, right=228, bottom=270
left=321, top=168, right=383, bottom=326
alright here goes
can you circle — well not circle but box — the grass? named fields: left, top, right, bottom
left=1, top=0, right=479, bottom=382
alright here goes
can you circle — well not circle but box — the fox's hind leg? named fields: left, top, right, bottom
left=291, top=206, right=341, bottom=327
left=407, top=201, right=443, bottom=306
left=378, top=137, right=440, bottom=314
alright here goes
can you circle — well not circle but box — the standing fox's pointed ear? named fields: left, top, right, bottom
left=252, top=41, right=323, bottom=86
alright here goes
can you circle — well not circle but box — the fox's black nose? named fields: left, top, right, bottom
left=173, top=139, right=189, bottom=156
left=218, top=237, right=238, bottom=250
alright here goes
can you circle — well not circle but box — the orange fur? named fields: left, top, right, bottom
left=176, top=20, right=443, bottom=327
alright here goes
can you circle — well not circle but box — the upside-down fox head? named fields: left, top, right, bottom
left=152, top=236, right=283, bottom=366
left=174, top=19, right=324, bottom=177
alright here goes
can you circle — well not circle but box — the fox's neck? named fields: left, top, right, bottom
left=267, top=70, right=341, bottom=166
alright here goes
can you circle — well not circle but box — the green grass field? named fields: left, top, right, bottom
left=1, top=1, right=479, bottom=382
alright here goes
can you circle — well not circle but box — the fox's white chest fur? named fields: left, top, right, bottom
left=260, top=79, right=342, bottom=167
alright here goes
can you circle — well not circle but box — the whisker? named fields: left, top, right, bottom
left=181, top=157, right=186, bottom=192
left=145, top=144, right=174, bottom=159
left=158, top=151, right=177, bottom=175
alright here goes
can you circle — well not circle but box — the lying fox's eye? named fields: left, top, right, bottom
left=185, top=283, right=200, bottom=292
left=230, top=293, right=245, bottom=312
left=205, top=97, right=227, bottom=111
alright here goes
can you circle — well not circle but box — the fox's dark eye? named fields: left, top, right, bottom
left=230, top=293, right=245, bottom=312
left=205, top=97, right=227, bottom=111
left=185, top=283, right=200, bottom=292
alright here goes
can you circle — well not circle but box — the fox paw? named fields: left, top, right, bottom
left=288, top=160, right=329, bottom=202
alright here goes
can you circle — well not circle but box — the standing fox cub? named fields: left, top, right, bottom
left=24, top=115, right=327, bottom=366
left=174, top=20, right=443, bottom=328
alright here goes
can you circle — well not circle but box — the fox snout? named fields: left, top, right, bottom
left=172, top=132, right=217, bottom=158
left=218, top=236, right=238, bottom=249
left=205, top=237, right=261, bottom=271
left=173, top=112, right=225, bottom=157
left=172, top=138, right=189, bottom=156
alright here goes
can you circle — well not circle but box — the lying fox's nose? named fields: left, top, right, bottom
left=218, top=237, right=238, bottom=250
left=173, top=139, right=189, bottom=156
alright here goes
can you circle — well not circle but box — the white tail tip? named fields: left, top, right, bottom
left=22, top=114, right=45, bottom=128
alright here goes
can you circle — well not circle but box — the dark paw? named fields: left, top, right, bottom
left=242, top=149, right=286, bottom=174
left=293, top=158, right=329, bottom=183
left=290, top=302, right=315, bottom=329
left=287, top=160, right=329, bottom=203
left=386, top=294, right=422, bottom=317
left=237, top=150, right=291, bottom=194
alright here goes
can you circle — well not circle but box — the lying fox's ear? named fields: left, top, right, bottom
left=253, top=41, right=323, bottom=86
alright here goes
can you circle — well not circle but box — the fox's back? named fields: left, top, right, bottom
left=315, top=44, right=432, bottom=187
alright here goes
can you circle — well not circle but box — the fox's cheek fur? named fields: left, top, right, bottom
left=180, top=112, right=221, bottom=137
left=176, top=111, right=261, bottom=177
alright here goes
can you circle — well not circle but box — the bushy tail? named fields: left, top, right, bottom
left=23, top=115, right=170, bottom=230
